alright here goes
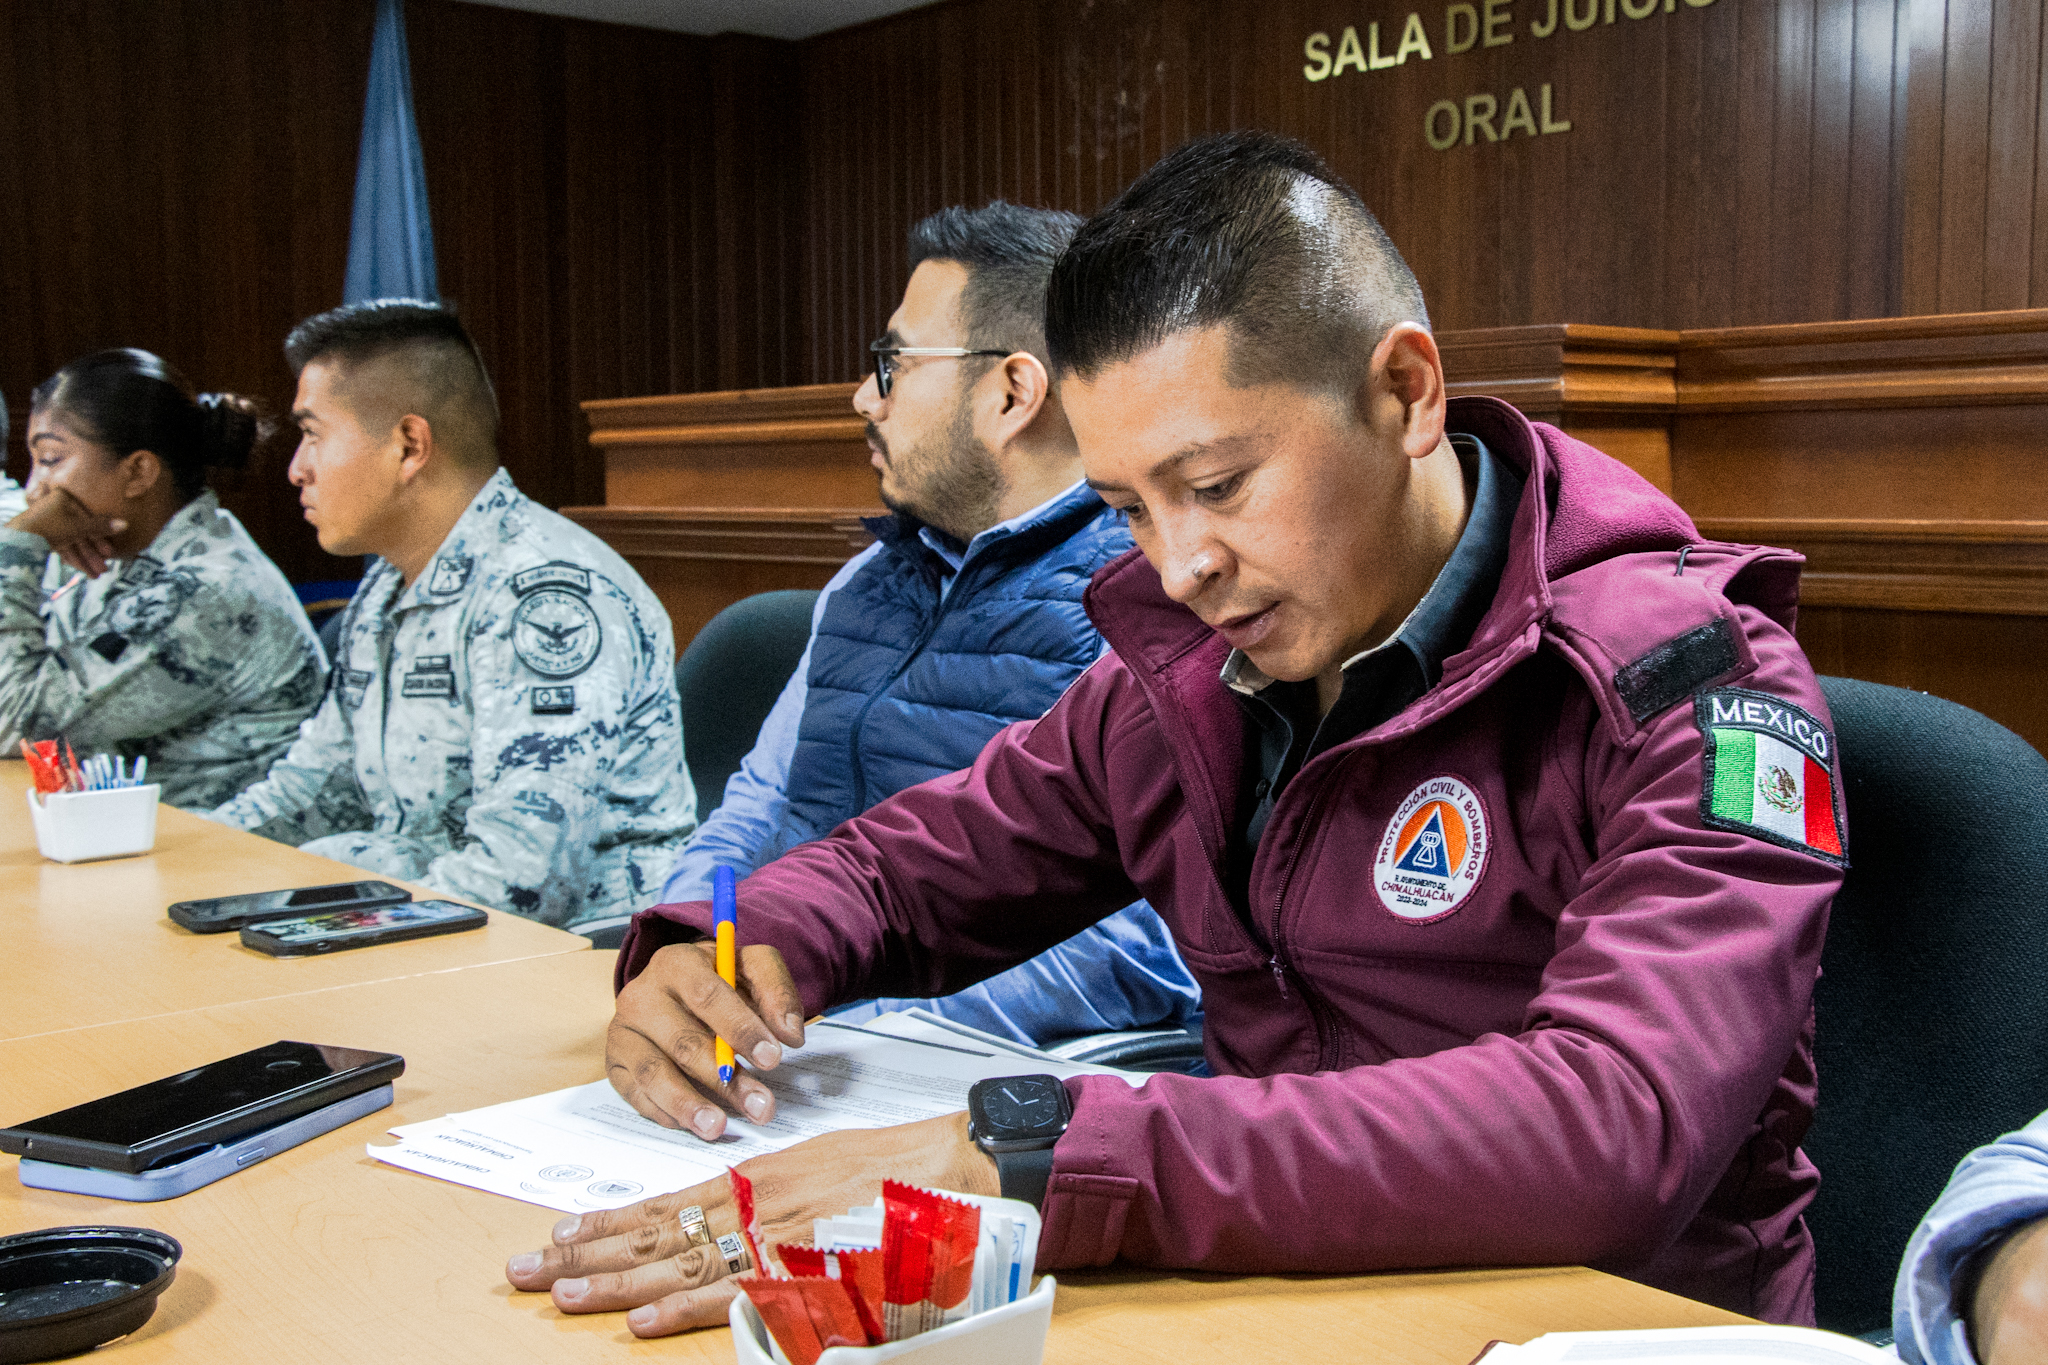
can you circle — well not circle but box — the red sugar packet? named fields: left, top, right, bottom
left=742, top=1276, right=875, bottom=1365
left=729, top=1167, right=774, bottom=1276
left=776, top=1245, right=886, bottom=1344
left=879, top=1180, right=980, bottom=1340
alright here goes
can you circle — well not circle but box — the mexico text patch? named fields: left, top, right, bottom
left=1696, top=688, right=1846, bottom=865
left=1373, top=775, right=1491, bottom=923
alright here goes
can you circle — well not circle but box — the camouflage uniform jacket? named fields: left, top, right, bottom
left=211, top=469, right=696, bottom=927
left=0, top=491, right=326, bottom=810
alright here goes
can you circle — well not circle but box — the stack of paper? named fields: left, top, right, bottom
left=368, top=1012, right=1142, bottom=1213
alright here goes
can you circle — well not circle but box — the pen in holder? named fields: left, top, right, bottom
left=26, top=784, right=162, bottom=863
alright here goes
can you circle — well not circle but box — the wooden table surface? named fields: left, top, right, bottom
left=1, top=950, right=1748, bottom=1364
left=0, top=762, right=591, bottom=1041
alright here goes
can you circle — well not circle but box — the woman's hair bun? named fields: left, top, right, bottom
left=195, top=392, right=268, bottom=470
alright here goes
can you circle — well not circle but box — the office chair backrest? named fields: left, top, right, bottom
left=676, top=589, right=820, bottom=813
left=1805, top=677, right=2048, bottom=1334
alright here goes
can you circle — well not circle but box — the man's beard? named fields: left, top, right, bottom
left=868, top=409, right=1003, bottom=541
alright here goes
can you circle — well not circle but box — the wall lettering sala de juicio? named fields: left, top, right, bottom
left=1302, top=0, right=1718, bottom=152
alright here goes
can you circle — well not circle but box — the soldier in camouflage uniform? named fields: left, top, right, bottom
left=0, top=350, right=325, bottom=810
left=211, top=302, right=694, bottom=928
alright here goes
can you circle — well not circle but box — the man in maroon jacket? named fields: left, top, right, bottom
left=507, top=132, right=1845, bottom=1338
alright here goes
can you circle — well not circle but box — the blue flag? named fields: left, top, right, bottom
left=344, top=0, right=437, bottom=303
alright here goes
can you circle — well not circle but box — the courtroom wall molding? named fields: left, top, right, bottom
left=1435, top=312, right=2048, bottom=414
left=584, top=383, right=866, bottom=449
left=1439, top=324, right=1680, bottom=417
left=1693, top=519, right=2048, bottom=618
left=560, top=506, right=875, bottom=566
left=1677, top=310, right=2048, bottom=412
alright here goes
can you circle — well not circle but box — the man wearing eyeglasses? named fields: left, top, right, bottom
left=650, top=200, right=1199, bottom=1052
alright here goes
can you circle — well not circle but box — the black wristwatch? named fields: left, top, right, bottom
left=967, top=1074, right=1073, bottom=1210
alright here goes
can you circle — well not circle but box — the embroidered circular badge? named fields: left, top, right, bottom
left=1373, top=775, right=1491, bottom=923
left=513, top=588, right=602, bottom=678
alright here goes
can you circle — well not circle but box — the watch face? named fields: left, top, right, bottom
left=973, top=1075, right=1069, bottom=1140
left=513, top=589, right=602, bottom=679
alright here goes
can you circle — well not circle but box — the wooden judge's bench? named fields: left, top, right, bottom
left=563, top=310, right=2048, bottom=756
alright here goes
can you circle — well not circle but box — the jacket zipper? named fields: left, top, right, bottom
left=1262, top=763, right=1347, bottom=1070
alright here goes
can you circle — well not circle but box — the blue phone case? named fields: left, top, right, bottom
left=15, top=1083, right=395, bottom=1202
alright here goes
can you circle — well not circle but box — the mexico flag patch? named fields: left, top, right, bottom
left=1696, top=688, right=1847, bottom=865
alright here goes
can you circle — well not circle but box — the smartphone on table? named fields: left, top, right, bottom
left=168, top=880, right=412, bottom=933
left=0, top=1040, right=404, bottom=1173
left=238, top=899, right=488, bottom=956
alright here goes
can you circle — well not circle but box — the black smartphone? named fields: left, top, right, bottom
left=168, top=880, right=412, bottom=934
left=238, top=899, right=489, bottom=957
left=0, top=1040, right=405, bottom=1173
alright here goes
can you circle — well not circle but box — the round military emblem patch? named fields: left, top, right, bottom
left=513, top=588, right=602, bottom=678
left=1373, top=775, right=1490, bottom=923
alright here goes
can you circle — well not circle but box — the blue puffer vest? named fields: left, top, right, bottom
left=768, top=483, right=1131, bottom=859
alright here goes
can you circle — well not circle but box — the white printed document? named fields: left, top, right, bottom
left=1475, top=1326, right=1896, bottom=1363
left=369, top=1015, right=1140, bottom=1212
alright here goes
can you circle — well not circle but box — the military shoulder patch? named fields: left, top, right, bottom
left=89, top=632, right=129, bottom=663
left=513, top=589, right=602, bottom=678
left=512, top=562, right=592, bottom=597
left=1696, top=688, right=1847, bottom=865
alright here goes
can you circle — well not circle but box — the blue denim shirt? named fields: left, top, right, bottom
left=663, top=482, right=1202, bottom=1047
left=1895, top=1109, right=2048, bottom=1364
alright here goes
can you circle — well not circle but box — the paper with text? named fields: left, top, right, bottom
left=368, top=1016, right=1139, bottom=1212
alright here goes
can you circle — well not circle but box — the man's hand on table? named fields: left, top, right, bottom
left=1972, top=1214, right=2048, bottom=1365
left=505, top=940, right=1000, bottom=1338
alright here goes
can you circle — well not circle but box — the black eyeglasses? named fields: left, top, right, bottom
left=868, top=339, right=1008, bottom=398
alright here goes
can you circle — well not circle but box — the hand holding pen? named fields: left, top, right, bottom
left=604, top=864, right=807, bottom=1142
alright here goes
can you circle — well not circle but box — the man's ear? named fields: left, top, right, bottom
left=980, top=351, right=1051, bottom=451
left=118, top=449, right=166, bottom=501
left=1367, top=323, right=1448, bottom=462
left=392, top=414, right=436, bottom=484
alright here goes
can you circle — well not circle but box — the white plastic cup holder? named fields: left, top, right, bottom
left=730, top=1275, right=1056, bottom=1365
left=26, top=784, right=162, bottom=863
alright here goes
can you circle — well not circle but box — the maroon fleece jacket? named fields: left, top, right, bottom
left=622, top=397, right=1844, bottom=1323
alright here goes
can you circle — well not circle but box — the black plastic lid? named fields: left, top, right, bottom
left=0, top=1226, right=181, bottom=1364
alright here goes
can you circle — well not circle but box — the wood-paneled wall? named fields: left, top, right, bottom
left=569, top=310, right=2048, bottom=754
left=795, top=0, right=2048, bottom=383
left=5, top=0, right=2045, bottom=613
left=0, top=0, right=802, bottom=584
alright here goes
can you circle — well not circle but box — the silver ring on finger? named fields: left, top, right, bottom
left=678, top=1205, right=711, bottom=1247
left=717, top=1232, right=750, bottom=1277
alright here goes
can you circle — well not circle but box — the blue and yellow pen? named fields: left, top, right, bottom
left=714, top=865, right=738, bottom=1085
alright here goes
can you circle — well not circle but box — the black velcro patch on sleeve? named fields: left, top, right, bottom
left=89, top=632, right=129, bottom=663
left=1614, top=618, right=1739, bottom=724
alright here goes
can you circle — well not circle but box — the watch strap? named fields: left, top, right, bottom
left=992, top=1142, right=1057, bottom=1210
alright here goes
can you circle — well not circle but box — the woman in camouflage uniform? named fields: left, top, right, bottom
left=0, top=349, right=326, bottom=809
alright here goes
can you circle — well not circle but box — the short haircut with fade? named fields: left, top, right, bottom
left=285, top=299, right=500, bottom=465
left=1044, top=130, right=1429, bottom=397
left=907, top=201, right=1084, bottom=367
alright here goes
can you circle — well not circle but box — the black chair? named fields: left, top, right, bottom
left=576, top=589, right=819, bottom=951
left=1047, top=1024, right=1208, bottom=1076
left=673, top=589, right=820, bottom=807
left=1803, top=677, right=2048, bottom=1335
